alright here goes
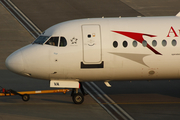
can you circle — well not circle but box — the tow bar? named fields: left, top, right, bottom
left=0, top=87, right=70, bottom=102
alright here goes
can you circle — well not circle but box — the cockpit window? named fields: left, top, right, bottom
left=45, top=37, right=59, bottom=46
left=33, top=36, right=50, bottom=44
left=59, top=37, right=67, bottom=47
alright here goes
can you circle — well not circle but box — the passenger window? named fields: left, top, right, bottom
left=172, top=39, right=177, bottom=46
left=123, top=41, right=128, bottom=48
left=152, top=40, right=157, bottom=47
left=45, top=37, right=59, bottom=46
left=59, top=37, right=67, bottom=47
left=132, top=41, right=137, bottom=47
left=113, top=41, right=118, bottom=48
left=162, top=40, right=167, bottom=47
left=142, top=40, right=147, bottom=47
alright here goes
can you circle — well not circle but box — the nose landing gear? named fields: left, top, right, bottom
left=71, top=82, right=87, bottom=104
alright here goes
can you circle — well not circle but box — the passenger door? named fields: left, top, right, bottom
left=82, top=24, right=102, bottom=63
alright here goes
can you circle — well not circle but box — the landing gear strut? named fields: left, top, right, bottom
left=71, top=82, right=87, bottom=104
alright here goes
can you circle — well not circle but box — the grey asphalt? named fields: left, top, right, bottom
left=11, top=0, right=143, bottom=31
left=121, top=0, right=180, bottom=16
left=94, top=80, right=180, bottom=120
left=1, top=0, right=180, bottom=120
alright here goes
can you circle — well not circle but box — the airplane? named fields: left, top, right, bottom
left=5, top=12, right=180, bottom=104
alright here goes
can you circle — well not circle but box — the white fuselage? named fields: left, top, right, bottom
left=5, top=16, right=180, bottom=82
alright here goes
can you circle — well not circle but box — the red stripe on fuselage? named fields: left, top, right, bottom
left=112, top=31, right=162, bottom=55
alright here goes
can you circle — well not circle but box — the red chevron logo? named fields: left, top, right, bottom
left=112, top=31, right=162, bottom=55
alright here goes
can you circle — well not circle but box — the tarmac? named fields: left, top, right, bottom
left=121, top=0, right=180, bottom=16
left=1, top=0, right=180, bottom=119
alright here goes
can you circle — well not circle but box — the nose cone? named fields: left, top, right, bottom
left=5, top=50, right=24, bottom=74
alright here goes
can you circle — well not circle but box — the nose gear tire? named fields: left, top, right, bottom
left=72, top=93, right=84, bottom=104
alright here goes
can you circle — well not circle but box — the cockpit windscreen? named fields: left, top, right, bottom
left=33, top=36, right=50, bottom=44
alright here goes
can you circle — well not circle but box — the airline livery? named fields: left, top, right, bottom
left=5, top=13, right=180, bottom=104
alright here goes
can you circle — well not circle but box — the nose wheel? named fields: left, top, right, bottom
left=72, top=93, right=84, bottom=104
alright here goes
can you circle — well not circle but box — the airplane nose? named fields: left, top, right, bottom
left=5, top=50, right=24, bottom=73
